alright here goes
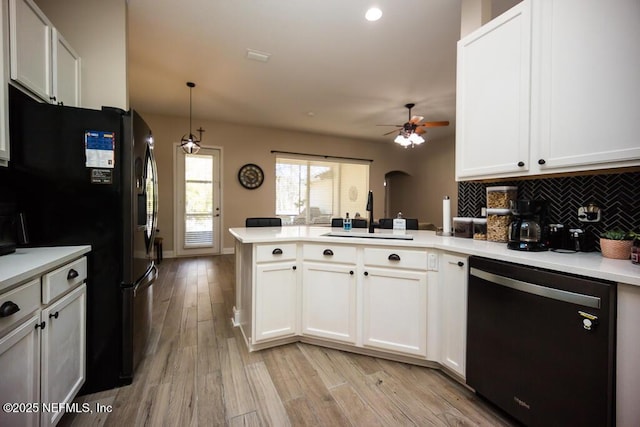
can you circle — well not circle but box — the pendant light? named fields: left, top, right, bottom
left=180, top=81, right=201, bottom=154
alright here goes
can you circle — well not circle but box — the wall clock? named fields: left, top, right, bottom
left=238, top=163, right=264, bottom=189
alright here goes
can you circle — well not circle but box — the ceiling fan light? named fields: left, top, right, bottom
left=394, top=134, right=411, bottom=147
left=409, top=132, right=425, bottom=145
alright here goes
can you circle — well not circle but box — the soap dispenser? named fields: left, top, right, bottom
left=343, top=213, right=352, bottom=231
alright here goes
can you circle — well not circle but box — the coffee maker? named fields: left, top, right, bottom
left=508, top=199, right=549, bottom=251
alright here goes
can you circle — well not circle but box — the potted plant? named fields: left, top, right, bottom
left=599, top=229, right=637, bottom=259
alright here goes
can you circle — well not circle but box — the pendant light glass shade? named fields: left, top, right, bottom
left=180, top=82, right=201, bottom=154
left=394, top=130, right=425, bottom=148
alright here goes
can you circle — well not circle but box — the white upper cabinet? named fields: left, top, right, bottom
left=9, top=0, right=52, bottom=101
left=456, top=1, right=532, bottom=179
left=51, top=28, right=80, bottom=107
left=456, top=0, right=640, bottom=180
left=8, top=0, right=81, bottom=106
left=532, top=0, right=640, bottom=171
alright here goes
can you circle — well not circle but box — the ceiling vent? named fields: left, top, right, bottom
left=246, top=49, right=271, bottom=62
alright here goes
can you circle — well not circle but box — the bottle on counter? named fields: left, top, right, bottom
left=632, top=238, right=639, bottom=264
left=343, top=213, right=352, bottom=231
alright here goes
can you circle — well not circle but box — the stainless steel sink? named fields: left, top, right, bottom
left=323, top=231, right=414, bottom=240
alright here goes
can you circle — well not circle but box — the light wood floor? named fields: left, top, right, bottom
left=60, top=256, right=514, bottom=427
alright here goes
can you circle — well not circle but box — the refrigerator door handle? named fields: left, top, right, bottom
left=133, top=264, right=157, bottom=297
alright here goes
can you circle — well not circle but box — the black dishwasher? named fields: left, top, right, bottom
left=466, top=256, right=616, bottom=427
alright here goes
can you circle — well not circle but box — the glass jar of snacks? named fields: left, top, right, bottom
left=486, top=208, right=511, bottom=242
left=473, top=218, right=487, bottom=240
left=453, top=217, right=474, bottom=238
left=486, top=186, right=518, bottom=209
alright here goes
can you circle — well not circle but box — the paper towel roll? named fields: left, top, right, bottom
left=443, top=196, right=452, bottom=236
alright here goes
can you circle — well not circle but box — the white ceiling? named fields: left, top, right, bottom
left=127, top=0, right=519, bottom=143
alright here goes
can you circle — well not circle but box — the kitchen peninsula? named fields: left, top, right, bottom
left=229, top=226, right=640, bottom=425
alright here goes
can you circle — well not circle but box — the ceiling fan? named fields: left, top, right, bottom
left=378, top=103, right=449, bottom=137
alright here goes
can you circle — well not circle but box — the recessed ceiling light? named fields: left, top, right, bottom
left=365, top=7, right=382, bottom=21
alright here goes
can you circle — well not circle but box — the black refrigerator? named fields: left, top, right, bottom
left=4, top=85, right=158, bottom=394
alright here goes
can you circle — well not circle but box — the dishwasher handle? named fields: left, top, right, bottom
left=470, top=267, right=601, bottom=309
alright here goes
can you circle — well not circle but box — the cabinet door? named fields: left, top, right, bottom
left=40, top=284, right=86, bottom=427
left=1, top=0, right=9, bottom=166
left=302, top=262, right=357, bottom=344
left=0, top=313, right=40, bottom=427
left=254, top=263, right=297, bottom=343
left=439, top=253, right=468, bottom=378
left=52, top=28, right=80, bottom=107
left=534, top=0, right=640, bottom=171
left=456, top=1, right=532, bottom=180
left=9, top=0, right=53, bottom=101
left=362, top=267, right=428, bottom=357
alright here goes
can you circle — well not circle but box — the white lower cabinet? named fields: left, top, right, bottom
left=0, top=312, right=41, bottom=427
left=254, top=262, right=298, bottom=343
left=40, top=283, right=86, bottom=427
left=302, top=262, right=357, bottom=343
left=439, top=253, right=468, bottom=378
left=0, top=254, right=87, bottom=427
left=362, top=267, right=428, bottom=357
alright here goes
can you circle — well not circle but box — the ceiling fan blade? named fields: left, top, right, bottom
left=376, top=124, right=402, bottom=127
left=382, top=128, right=401, bottom=136
left=409, top=115, right=424, bottom=124
left=418, top=121, right=450, bottom=128
left=415, top=127, right=428, bottom=135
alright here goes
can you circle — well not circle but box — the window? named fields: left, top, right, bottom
left=275, top=156, right=369, bottom=225
left=184, top=154, right=214, bottom=246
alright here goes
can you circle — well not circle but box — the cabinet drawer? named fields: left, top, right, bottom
left=256, top=243, right=297, bottom=263
left=363, top=248, right=427, bottom=270
left=42, top=257, right=87, bottom=304
left=303, top=244, right=357, bottom=264
left=0, top=278, right=40, bottom=334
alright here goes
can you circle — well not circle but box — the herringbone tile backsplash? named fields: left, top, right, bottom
left=458, top=172, right=640, bottom=245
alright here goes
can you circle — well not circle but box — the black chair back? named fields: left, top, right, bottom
left=332, top=218, right=367, bottom=228
left=378, top=218, right=418, bottom=230
left=245, top=217, right=282, bottom=227
left=353, top=218, right=367, bottom=228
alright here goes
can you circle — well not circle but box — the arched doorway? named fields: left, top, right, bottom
left=384, top=170, right=413, bottom=219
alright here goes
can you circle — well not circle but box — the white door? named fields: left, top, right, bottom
left=175, top=145, right=221, bottom=256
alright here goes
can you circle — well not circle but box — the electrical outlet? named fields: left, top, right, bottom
left=578, top=207, right=601, bottom=223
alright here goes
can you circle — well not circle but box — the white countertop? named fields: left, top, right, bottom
left=0, top=246, right=92, bottom=293
left=229, top=227, right=640, bottom=286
